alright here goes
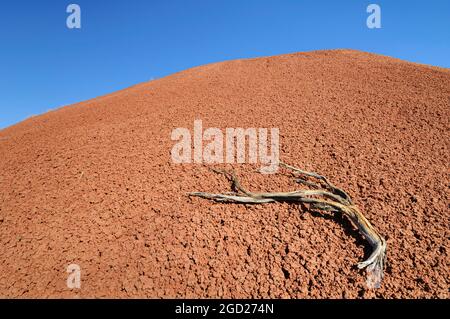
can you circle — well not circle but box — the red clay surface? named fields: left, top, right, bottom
left=0, top=50, right=449, bottom=298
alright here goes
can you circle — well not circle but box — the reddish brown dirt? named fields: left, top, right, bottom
left=0, top=50, right=449, bottom=298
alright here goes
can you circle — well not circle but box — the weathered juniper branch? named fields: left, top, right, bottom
left=189, top=162, right=387, bottom=289
left=279, top=162, right=353, bottom=205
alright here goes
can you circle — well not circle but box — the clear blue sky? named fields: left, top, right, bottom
left=1, top=0, right=449, bottom=129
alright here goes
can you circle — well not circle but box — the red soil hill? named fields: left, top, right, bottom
left=0, top=50, right=448, bottom=298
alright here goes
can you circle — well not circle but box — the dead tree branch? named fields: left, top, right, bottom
left=189, top=162, right=387, bottom=289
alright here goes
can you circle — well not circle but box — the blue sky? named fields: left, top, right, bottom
left=0, top=0, right=449, bottom=129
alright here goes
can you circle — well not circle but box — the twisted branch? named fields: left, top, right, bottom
left=189, top=162, right=387, bottom=289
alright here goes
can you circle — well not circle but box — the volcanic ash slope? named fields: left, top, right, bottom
left=0, top=50, right=449, bottom=298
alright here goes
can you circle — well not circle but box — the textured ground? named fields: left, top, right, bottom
left=0, top=50, right=449, bottom=298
